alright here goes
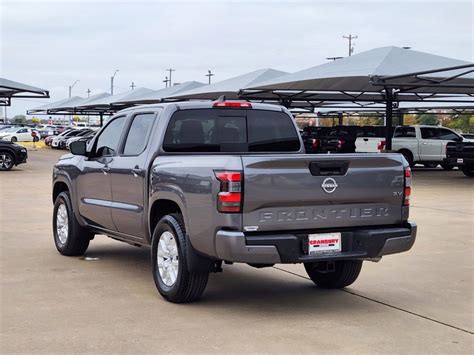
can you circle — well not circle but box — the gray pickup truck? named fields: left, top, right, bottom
left=52, top=100, right=417, bottom=303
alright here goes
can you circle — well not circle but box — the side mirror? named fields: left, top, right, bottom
left=70, top=140, right=87, bottom=156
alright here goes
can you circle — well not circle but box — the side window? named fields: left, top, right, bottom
left=123, top=113, right=156, bottom=156
left=437, top=128, right=459, bottom=141
left=94, top=116, right=127, bottom=157
left=18, top=128, right=27, bottom=133
left=394, top=127, right=416, bottom=138
left=420, top=127, right=438, bottom=140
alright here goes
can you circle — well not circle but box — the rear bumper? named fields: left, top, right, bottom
left=215, top=222, right=417, bottom=264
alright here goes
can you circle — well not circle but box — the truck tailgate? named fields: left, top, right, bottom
left=241, top=154, right=405, bottom=231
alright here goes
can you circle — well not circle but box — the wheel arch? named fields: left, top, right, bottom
left=52, top=180, right=71, bottom=203
left=148, top=195, right=188, bottom=243
left=0, top=148, right=17, bottom=163
left=398, top=148, right=415, bottom=164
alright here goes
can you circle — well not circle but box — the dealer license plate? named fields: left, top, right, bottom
left=308, top=232, right=342, bottom=254
left=457, top=158, right=464, bottom=164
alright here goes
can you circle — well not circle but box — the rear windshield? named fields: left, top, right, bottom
left=163, top=109, right=301, bottom=152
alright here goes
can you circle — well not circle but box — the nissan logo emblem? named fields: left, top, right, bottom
left=321, top=178, right=338, bottom=194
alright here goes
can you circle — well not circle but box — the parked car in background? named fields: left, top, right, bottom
left=53, top=129, right=92, bottom=149
left=0, top=127, right=39, bottom=143
left=51, top=129, right=76, bottom=149
left=0, top=140, right=28, bottom=171
left=355, top=125, right=468, bottom=169
left=37, top=125, right=58, bottom=139
left=446, top=141, right=474, bottom=177
left=302, top=126, right=331, bottom=153
left=44, top=135, right=55, bottom=146
left=65, top=130, right=96, bottom=149
left=461, top=133, right=474, bottom=140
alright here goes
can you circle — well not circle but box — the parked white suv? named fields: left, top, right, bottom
left=356, top=125, right=468, bottom=169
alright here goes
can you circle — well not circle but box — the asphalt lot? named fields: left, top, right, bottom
left=1, top=148, right=473, bottom=353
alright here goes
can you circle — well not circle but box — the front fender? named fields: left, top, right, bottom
left=53, top=163, right=86, bottom=227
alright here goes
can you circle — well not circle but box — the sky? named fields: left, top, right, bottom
left=1, top=0, right=473, bottom=117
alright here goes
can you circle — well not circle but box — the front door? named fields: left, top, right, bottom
left=110, top=112, right=157, bottom=239
left=76, top=115, right=128, bottom=230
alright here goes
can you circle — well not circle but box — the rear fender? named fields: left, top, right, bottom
left=148, top=190, right=189, bottom=242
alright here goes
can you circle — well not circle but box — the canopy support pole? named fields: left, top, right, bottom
left=385, top=88, right=394, bottom=150
left=100, top=112, right=104, bottom=127
left=338, top=112, right=343, bottom=125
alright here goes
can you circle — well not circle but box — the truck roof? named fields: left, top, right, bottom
left=117, top=100, right=285, bottom=114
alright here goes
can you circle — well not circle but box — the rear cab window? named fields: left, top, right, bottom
left=163, top=108, right=301, bottom=153
left=394, top=127, right=416, bottom=138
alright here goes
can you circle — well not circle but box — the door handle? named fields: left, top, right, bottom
left=132, top=167, right=143, bottom=177
left=101, top=166, right=110, bottom=175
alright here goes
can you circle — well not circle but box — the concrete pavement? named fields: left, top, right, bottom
left=1, top=149, right=472, bottom=353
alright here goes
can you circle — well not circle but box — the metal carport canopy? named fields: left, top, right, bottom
left=166, top=68, right=288, bottom=100
left=116, top=81, right=205, bottom=105
left=27, top=96, right=83, bottom=115
left=47, top=93, right=111, bottom=114
left=1, top=78, right=49, bottom=106
left=240, top=46, right=474, bottom=149
left=77, top=87, right=153, bottom=112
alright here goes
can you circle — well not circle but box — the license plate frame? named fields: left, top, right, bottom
left=308, top=232, right=342, bottom=255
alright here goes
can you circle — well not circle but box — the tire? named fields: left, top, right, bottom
left=0, top=152, right=15, bottom=171
left=398, top=150, right=414, bottom=167
left=304, top=260, right=363, bottom=289
left=10, top=136, right=17, bottom=143
left=462, top=166, right=474, bottom=177
left=53, top=191, right=92, bottom=256
left=440, top=163, right=454, bottom=171
left=151, top=214, right=209, bottom=303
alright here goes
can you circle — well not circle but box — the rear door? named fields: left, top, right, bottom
left=16, top=128, right=29, bottom=141
left=419, top=127, right=442, bottom=161
left=110, top=111, right=158, bottom=239
left=241, top=154, right=405, bottom=232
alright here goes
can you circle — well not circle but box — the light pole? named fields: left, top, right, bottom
left=166, top=68, right=175, bottom=86
left=343, top=34, right=358, bottom=56
left=68, top=80, right=80, bottom=98
left=110, top=69, right=119, bottom=95
left=86, top=89, right=91, bottom=97
left=206, top=70, right=214, bottom=84
left=163, top=76, right=169, bottom=88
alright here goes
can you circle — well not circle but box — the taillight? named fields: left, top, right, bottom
left=213, top=101, right=252, bottom=108
left=377, top=140, right=386, bottom=152
left=337, top=138, right=345, bottom=150
left=403, top=167, right=412, bottom=206
left=214, top=171, right=242, bottom=213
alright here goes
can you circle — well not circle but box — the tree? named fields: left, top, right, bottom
left=12, top=115, right=26, bottom=123
left=444, top=115, right=473, bottom=133
left=416, top=114, right=439, bottom=126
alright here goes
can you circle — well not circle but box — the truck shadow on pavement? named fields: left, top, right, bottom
left=83, top=242, right=380, bottom=316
